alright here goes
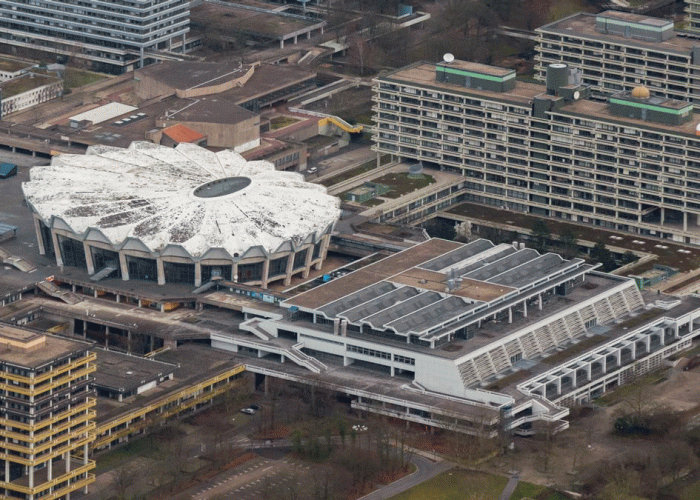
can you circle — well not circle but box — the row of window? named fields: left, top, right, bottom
left=346, top=345, right=416, bottom=365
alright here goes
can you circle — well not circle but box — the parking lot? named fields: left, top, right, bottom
left=180, top=452, right=333, bottom=500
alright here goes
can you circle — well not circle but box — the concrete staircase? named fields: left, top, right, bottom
left=37, top=280, right=82, bottom=304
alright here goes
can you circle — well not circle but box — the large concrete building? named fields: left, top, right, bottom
left=0, top=325, right=96, bottom=500
left=0, top=0, right=190, bottom=72
left=372, top=58, right=700, bottom=245
left=535, top=10, right=700, bottom=103
left=210, top=238, right=700, bottom=435
left=22, top=142, right=340, bottom=287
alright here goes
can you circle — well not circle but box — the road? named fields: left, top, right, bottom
left=357, top=454, right=453, bottom=500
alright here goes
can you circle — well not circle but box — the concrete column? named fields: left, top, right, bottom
left=508, top=307, right=512, bottom=324
left=127, top=330, right=132, bottom=354
left=194, top=262, right=202, bottom=287
left=104, top=326, right=109, bottom=348
left=83, top=242, right=94, bottom=274
left=28, top=464, right=33, bottom=489
left=302, top=246, right=314, bottom=278
left=261, top=259, right=270, bottom=289
left=283, top=253, right=294, bottom=286
left=116, top=294, right=121, bottom=303
left=684, top=212, right=688, bottom=232
left=523, top=300, right=528, bottom=318
left=156, top=258, right=165, bottom=285
left=139, top=47, right=144, bottom=68
left=119, top=252, right=130, bottom=281
left=232, top=262, right=238, bottom=282
left=33, top=217, right=46, bottom=255
left=83, top=320, right=87, bottom=338
left=280, top=39, right=285, bottom=48
left=47, top=458, right=52, bottom=480
left=660, top=206, right=665, bottom=224
left=315, top=235, right=331, bottom=271
left=51, top=231, right=63, bottom=266
left=182, top=33, right=186, bottom=53
left=538, top=294, right=543, bottom=310
left=293, top=35, right=298, bottom=44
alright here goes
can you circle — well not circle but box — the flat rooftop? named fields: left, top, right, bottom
left=285, top=238, right=593, bottom=340
left=0, top=58, right=34, bottom=73
left=191, top=2, right=324, bottom=40
left=437, top=60, right=514, bottom=77
left=96, top=344, right=242, bottom=424
left=136, top=61, right=254, bottom=91
left=286, top=238, right=462, bottom=310
left=159, top=96, right=257, bottom=124
left=0, top=73, right=60, bottom=98
left=219, top=64, right=316, bottom=106
left=378, top=62, right=543, bottom=106
left=537, top=11, right=697, bottom=55
left=0, top=324, right=85, bottom=367
left=561, top=98, right=700, bottom=136
left=92, top=348, right=176, bottom=393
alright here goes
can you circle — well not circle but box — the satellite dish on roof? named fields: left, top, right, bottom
left=443, top=53, right=455, bottom=63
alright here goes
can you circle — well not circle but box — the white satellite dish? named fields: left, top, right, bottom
left=443, top=53, right=455, bottom=63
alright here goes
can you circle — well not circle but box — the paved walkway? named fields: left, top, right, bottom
left=499, top=473, right=520, bottom=500
left=357, top=455, right=453, bottom=500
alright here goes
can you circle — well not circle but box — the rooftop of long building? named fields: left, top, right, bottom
left=377, top=62, right=543, bottom=106
left=536, top=11, right=700, bottom=55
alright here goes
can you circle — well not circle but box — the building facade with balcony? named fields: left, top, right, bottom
left=0, top=0, right=190, bottom=73
left=0, top=325, right=96, bottom=500
left=534, top=11, right=700, bottom=103
left=372, top=58, right=700, bottom=245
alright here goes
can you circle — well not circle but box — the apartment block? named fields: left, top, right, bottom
left=0, top=325, right=96, bottom=500
left=535, top=10, right=700, bottom=103
left=0, top=0, right=190, bottom=73
left=687, top=0, right=700, bottom=32
left=372, top=59, right=700, bottom=245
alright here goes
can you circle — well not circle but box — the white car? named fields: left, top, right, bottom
left=240, top=404, right=259, bottom=415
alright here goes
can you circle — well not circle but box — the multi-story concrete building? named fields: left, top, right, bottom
left=210, top=237, right=700, bottom=436
left=0, top=325, right=96, bottom=499
left=687, top=0, right=700, bottom=33
left=0, top=0, right=190, bottom=73
left=372, top=58, right=700, bottom=245
left=535, top=10, right=700, bottom=103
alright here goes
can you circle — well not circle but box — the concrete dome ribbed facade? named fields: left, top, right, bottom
left=23, top=142, right=340, bottom=287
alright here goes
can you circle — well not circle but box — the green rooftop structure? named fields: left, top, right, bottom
left=345, top=182, right=390, bottom=203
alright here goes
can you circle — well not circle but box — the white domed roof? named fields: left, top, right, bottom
left=23, top=142, right=341, bottom=257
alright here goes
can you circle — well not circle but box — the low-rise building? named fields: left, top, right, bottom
left=0, top=73, right=63, bottom=118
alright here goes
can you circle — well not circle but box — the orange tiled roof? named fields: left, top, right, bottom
left=162, top=123, right=205, bottom=143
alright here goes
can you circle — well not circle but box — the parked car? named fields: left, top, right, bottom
left=240, top=404, right=260, bottom=415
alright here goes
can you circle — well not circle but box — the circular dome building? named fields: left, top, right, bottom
left=23, top=142, right=341, bottom=287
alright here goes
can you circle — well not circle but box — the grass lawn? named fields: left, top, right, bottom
left=270, top=115, right=301, bottom=130
left=62, top=68, right=107, bottom=89
left=389, top=468, right=507, bottom=500
left=371, top=173, right=436, bottom=199
left=320, top=160, right=377, bottom=187
left=94, top=435, right=160, bottom=473
left=390, top=468, right=570, bottom=500
left=362, top=198, right=385, bottom=207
